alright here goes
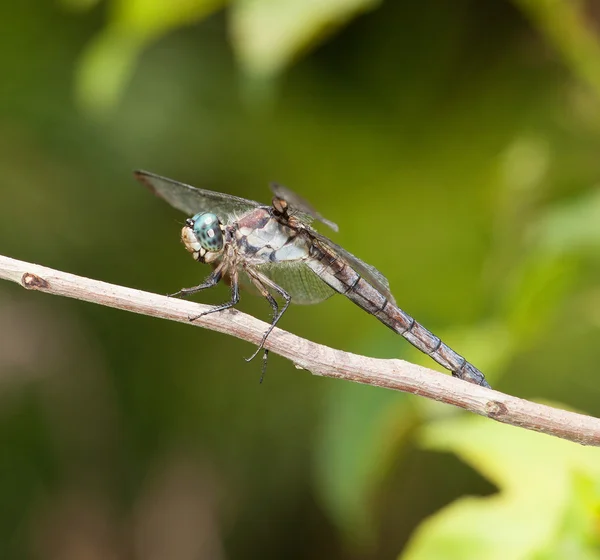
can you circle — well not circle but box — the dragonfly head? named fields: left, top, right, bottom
left=182, top=212, right=225, bottom=264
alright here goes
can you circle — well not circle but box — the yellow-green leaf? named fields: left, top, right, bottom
left=230, top=0, right=381, bottom=78
left=75, top=0, right=226, bottom=115
left=401, top=414, right=600, bottom=559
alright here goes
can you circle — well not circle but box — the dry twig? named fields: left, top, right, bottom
left=1, top=254, right=599, bottom=446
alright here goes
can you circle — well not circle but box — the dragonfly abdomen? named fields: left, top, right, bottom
left=388, top=310, right=490, bottom=387
left=305, top=246, right=490, bottom=387
left=369, top=293, right=490, bottom=387
left=376, top=302, right=490, bottom=387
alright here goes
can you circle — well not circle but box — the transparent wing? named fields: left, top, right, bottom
left=310, top=231, right=397, bottom=306
left=269, top=184, right=393, bottom=303
left=253, top=262, right=336, bottom=305
left=135, top=170, right=261, bottom=218
left=270, top=182, right=339, bottom=232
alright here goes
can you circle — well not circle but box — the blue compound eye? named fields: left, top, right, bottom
left=191, top=212, right=223, bottom=252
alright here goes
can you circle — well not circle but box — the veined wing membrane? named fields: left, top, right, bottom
left=135, top=170, right=261, bottom=218
left=309, top=231, right=396, bottom=306
left=268, top=184, right=394, bottom=301
left=270, top=183, right=339, bottom=232
left=254, top=262, right=336, bottom=304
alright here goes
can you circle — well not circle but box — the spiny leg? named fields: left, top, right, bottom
left=248, top=284, right=278, bottom=381
left=244, top=268, right=291, bottom=370
left=241, top=272, right=279, bottom=382
left=189, top=268, right=240, bottom=322
left=169, top=265, right=223, bottom=298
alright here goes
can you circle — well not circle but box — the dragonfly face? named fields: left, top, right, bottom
left=182, top=212, right=226, bottom=264
left=135, top=170, right=491, bottom=388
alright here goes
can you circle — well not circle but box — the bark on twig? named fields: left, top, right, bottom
left=1, top=254, right=599, bottom=446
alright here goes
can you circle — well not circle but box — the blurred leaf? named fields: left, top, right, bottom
left=75, top=0, right=226, bottom=114
left=401, top=414, right=600, bottom=560
left=501, top=254, right=578, bottom=342
left=514, top=0, right=600, bottom=105
left=113, top=0, right=225, bottom=35
left=536, top=473, right=600, bottom=560
left=59, top=0, right=102, bottom=11
left=314, top=382, right=415, bottom=545
left=230, top=0, right=381, bottom=78
left=528, top=188, right=600, bottom=256
left=76, top=28, right=145, bottom=116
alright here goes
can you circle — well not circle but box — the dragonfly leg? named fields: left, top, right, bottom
left=188, top=269, right=240, bottom=322
left=169, top=266, right=223, bottom=298
left=244, top=268, right=291, bottom=372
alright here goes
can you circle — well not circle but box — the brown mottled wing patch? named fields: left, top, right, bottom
left=270, top=182, right=339, bottom=232
left=135, top=170, right=261, bottom=219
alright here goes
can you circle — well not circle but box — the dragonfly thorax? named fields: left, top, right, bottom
left=181, top=212, right=225, bottom=263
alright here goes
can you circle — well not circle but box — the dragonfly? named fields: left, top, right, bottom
left=135, top=170, right=490, bottom=388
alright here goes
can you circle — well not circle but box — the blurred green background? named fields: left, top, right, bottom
left=2, top=0, right=600, bottom=558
